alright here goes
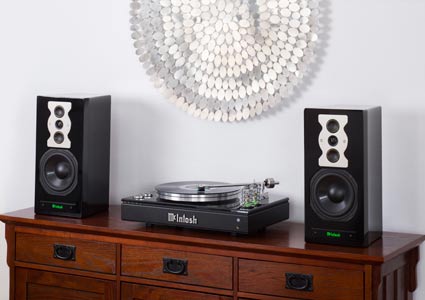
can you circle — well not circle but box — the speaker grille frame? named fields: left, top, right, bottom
left=309, top=169, right=358, bottom=222
left=39, top=149, right=78, bottom=196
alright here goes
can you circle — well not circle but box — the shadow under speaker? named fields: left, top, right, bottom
left=35, top=95, right=111, bottom=218
left=304, top=106, right=382, bottom=247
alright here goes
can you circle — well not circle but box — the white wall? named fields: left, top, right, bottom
left=1, top=0, right=424, bottom=298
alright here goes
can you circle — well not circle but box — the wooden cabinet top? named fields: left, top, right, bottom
left=1, top=206, right=423, bottom=265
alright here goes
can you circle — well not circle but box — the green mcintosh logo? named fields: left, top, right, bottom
left=326, top=231, right=341, bottom=238
left=51, top=204, right=64, bottom=210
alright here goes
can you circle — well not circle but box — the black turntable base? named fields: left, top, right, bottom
left=121, top=180, right=290, bottom=234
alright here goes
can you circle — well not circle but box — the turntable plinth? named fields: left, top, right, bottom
left=1, top=206, right=424, bottom=300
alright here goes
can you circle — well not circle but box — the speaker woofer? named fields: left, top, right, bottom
left=310, top=169, right=358, bottom=221
left=39, top=149, right=78, bottom=196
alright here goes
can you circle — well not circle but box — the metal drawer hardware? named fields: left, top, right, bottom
left=53, top=244, right=76, bottom=261
left=285, top=273, right=313, bottom=292
left=163, top=257, right=188, bottom=276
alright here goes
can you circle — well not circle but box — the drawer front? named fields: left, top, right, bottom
left=239, top=298, right=298, bottom=300
left=16, top=268, right=116, bottom=300
left=121, top=245, right=233, bottom=289
left=122, top=283, right=233, bottom=300
left=239, top=259, right=364, bottom=299
left=16, top=232, right=117, bottom=274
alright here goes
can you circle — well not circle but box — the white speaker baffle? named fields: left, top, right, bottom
left=318, top=114, right=348, bottom=168
left=47, top=101, right=72, bottom=149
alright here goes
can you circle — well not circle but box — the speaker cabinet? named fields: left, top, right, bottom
left=304, top=106, right=382, bottom=247
left=35, top=95, right=111, bottom=218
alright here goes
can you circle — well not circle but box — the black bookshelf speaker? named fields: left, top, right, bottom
left=35, top=95, right=111, bottom=218
left=304, top=106, right=382, bottom=247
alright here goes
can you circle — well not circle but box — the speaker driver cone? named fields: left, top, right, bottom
left=310, top=169, right=358, bottom=221
left=39, top=149, right=78, bottom=196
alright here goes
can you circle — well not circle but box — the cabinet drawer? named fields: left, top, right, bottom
left=122, top=283, right=233, bottom=300
left=239, top=298, right=297, bottom=300
left=239, top=259, right=363, bottom=299
left=16, top=268, right=116, bottom=300
left=16, top=232, right=116, bottom=274
left=121, top=245, right=233, bottom=289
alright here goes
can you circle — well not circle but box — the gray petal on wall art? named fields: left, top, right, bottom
left=130, top=0, right=320, bottom=122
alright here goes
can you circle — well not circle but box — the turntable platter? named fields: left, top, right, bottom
left=155, top=181, right=241, bottom=203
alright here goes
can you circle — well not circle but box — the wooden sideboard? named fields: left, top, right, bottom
left=0, top=206, right=424, bottom=300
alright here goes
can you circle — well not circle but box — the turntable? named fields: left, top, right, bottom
left=121, top=178, right=289, bottom=234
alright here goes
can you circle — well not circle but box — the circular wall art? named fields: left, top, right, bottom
left=130, top=0, right=320, bottom=122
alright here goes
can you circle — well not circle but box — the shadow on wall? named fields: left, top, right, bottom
left=386, top=107, right=425, bottom=300
left=383, top=107, right=425, bottom=233
left=109, top=98, right=170, bottom=203
left=258, top=0, right=332, bottom=121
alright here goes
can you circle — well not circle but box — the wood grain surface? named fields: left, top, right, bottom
left=15, top=268, right=115, bottom=300
left=121, top=283, right=232, bottom=300
left=122, top=245, right=233, bottom=290
left=239, top=258, right=364, bottom=299
left=1, top=207, right=424, bottom=300
left=1, top=206, right=424, bottom=264
left=16, top=231, right=116, bottom=274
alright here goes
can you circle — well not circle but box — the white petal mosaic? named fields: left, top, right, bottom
left=130, top=0, right=320, bottom=122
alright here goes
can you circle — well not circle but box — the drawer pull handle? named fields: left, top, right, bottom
left=285, top=273, right=313, bottom=292
left=53, top=244, right=76, bottom=261
left=163, top=258, right=188, bottom=276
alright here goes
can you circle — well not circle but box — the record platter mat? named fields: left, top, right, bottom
left=155, top=181, right=241, bottom=203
